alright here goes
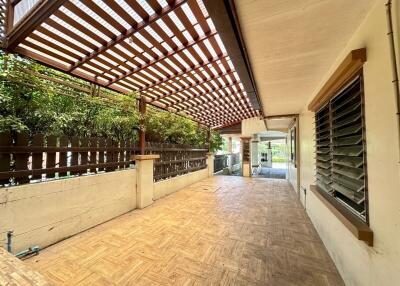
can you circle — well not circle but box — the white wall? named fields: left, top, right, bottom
left=153, top=168, right=208, bottom=200
left=287, top=123, right=299, bottom=193
left=0, top=170, right=136, bottom=253
left=299, top=1, right=400, bottom=285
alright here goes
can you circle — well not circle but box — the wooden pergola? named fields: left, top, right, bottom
left=1, top=0, right=262, bottom=128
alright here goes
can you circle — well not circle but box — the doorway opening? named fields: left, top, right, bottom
left=251, top=131, right=288, bottom=179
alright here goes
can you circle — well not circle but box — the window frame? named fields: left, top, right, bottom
left=315, top=70, right=369, bottom=224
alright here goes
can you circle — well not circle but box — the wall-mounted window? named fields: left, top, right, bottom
left=315, top=74, right=368, bottom=222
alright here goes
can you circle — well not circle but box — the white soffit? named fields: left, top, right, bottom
left=266, top=118, right=294, bottom=131
left=234, top=0, right=376, bottom=116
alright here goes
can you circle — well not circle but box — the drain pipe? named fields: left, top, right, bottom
left=386, top=0, right=400, bottom=161
left=6, top=230, right=13, bottom=253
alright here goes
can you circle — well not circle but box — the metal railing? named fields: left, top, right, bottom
left=214, top=154, right=228, bottom=173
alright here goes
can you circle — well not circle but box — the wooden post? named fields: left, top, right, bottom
left=6, top=0, right=14, bottom=34
left=139, top=96, right=147, bottom=155
left=206, top=128, right=211, bottom=152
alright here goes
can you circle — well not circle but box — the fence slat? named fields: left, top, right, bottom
left=46, top=135, right=57, bottom=178
left=98, top=138, right=105, bottom=171
left=80, top=137, right=88, bottom=174
left=151, top=142, right=208, bottom=182
left=15, top=133, right=30, bottom=184
left=105, top=139, right=113, bottom=172
left=89, top=138, right=97, bottom=172
left=71, top=137, right=80, bottom=175
left=32, top=134, right=44, bottom=180
left=59, top=136, right=68, bottom=177
left=0, top=132, right=12, bottom=185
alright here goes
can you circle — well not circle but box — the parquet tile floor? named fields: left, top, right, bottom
left=26, top=176, right=344, bottom=286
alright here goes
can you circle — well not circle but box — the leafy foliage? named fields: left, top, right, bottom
left=0, top=53, right=223, bottom=151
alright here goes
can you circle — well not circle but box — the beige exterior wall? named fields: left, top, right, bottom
left=153, top=168, right=208, bottom=200
left=0, top=170, right=137, bottom=253
left=287, top=122, right=299, bottom=193
left=287, top=161, right=297, bottom=192
left=241, top=117, right=266, bottom=136
left=299, top=1, right=400, bottom=285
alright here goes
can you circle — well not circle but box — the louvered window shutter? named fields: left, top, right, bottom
left=315, top=75, right=368, bottom=221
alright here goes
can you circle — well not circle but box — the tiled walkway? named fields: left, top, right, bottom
left=26, top=176, right=344, bottom=285
left=0, top=247, right=50, bottom=286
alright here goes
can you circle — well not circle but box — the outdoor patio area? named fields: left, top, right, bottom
left=26, top=177, right=343, bottom=286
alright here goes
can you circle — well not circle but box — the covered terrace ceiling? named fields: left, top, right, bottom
left=2, top=0, right=262, bottom=128
left=234, top=0, right=376, bottom=117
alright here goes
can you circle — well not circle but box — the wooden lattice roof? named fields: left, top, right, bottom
left=2, top=0, right=262, bottom=128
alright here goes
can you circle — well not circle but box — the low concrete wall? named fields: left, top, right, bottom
left=0, top=169, right=136, bottom=253
left=153, top=168, right=208, bottom=200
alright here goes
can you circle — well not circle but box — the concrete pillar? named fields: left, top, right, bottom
left=251, top=140, right=259, bottom=168
left=226, top=137, right=233, bottom=173
left=240, top=136, right=251, bottom=177
left=134, top=154, right=159, bottom=209
left=206, top=152, right=214, bottom=177
left=266, top=142, right=272, bottom=168
left=228, top=137, right=233, bottom=153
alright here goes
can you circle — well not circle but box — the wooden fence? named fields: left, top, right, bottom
left=145, top=142, right=208, bottom=182
left=0, top=132, right=136, bottom=186
left=0, top=133, right=208, bottom=186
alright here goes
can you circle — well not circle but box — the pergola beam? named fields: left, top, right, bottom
left=139, top=54, right=228, bottom=92
left=197, top=113, right=244, bottom=126
left=164, top=81, right=241, bottom=108
left=148, top=70, right=236, bottom=103
left=202, top=0, right=262, bottom=112
left=108, top=30, right=217, bottom=86
left=179, top=90, right=247, bottom=113
left=193, top=106, right=253, bottom=124
left=202, top=114, right=245, bottom=127
left=4, top=0, right=258, bottom=128
left=178, top=88, right=252, bottom=118
left=69, top=0, right=187, bottom=72
left=6, top=0, right=68, bottom=50
left=188, top=98, right=252, bottom=121
left=212, top=119, right=242, bottom=129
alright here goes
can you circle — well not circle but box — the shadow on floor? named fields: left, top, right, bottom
left=255, top=167, right=287, bottom=179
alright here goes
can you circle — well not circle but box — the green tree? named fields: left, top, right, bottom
left=0, top=53, right=223, bottom=151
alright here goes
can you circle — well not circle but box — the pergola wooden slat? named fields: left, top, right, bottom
left=3, top=0, right=261, bottom=128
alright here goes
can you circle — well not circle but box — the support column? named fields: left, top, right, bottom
left=241, top=136, right=251, bottom=177
left=251, top=138, right=260, bottom=175
left=227, top=137, right=233, bottom=173
left=206, top=128, right=211, bottom=152
left=266, top=141, right=272, bottom=168
left=206, top=152, right=214, bottom=177
left=134, top=154, right=159, bottom=209
left=228, top=137, right=233, bottom=153
left=6, top=0, right=14, bottom=34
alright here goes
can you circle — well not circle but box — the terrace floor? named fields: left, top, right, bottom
left=26, top=176, right=344, bottom=286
